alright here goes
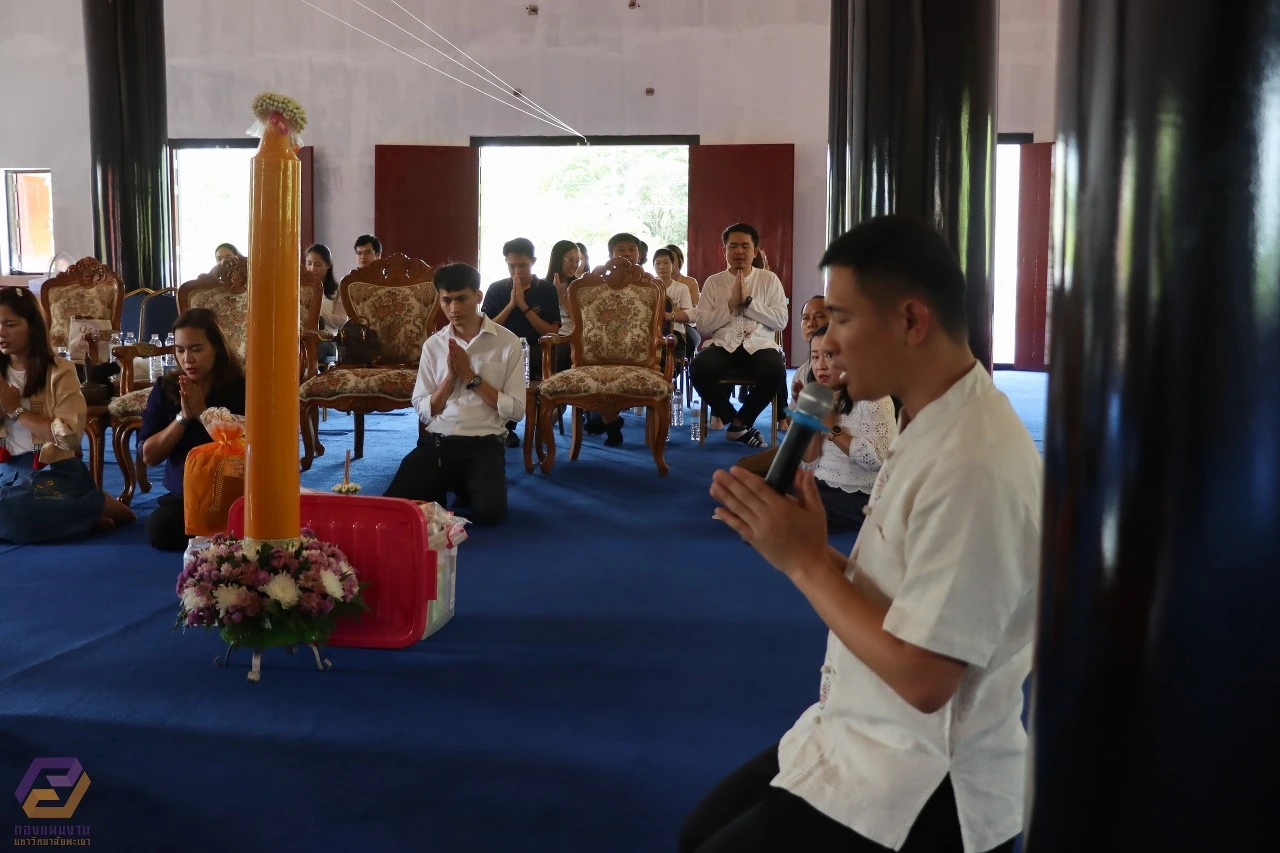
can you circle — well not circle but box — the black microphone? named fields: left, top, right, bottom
left=764, top=381, right=836, bottom=493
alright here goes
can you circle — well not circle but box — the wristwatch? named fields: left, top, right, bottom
left=9, top=406, right=24, bottom=420
left=465, top=375, right=483, bottom=390
left=829, top=425, right=842, bottom=437
left=174, top=413, right=187, bottom=425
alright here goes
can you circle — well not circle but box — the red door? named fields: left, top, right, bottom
left=1014, top=143, right=1052, bottom=370
left=374, top=145, right=480, bottom=269
left=688, top=144, right=796, bottom=364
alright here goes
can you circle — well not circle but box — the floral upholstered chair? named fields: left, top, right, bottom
left=109, top=257, right=322, bottom=503
left=298, top=254, right=437, bottom=470
left=536, top=258, right=674, bottom=476
left=39, top=257, right=125, bottom=355
left=39, top=258, right=125, bottom=487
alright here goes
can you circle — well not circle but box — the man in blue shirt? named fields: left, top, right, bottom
left=481, top=237, right=560, bottom=446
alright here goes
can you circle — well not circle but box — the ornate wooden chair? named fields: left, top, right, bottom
left=298, top=254, right=437, bottom=470
left=535, top=258, right=674, bottom=476
left=109, top=257, right=321, bottom=504
left=38, top=257, right=125, bottom=487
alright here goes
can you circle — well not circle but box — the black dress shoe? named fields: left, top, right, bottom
left=584, top=412, right=607, bottom=435
left=505, top=430, right=521, bottom=448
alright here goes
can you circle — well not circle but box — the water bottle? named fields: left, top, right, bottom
left=521, top=338, right=530, bottom=385
left=148, top=334, right=163, bottom=382
left=164, top=332, right=177, bottom=370
left=690, top=420, right=701, bottom=442
left=670, top=390, right=684, bottom=428
left=123, top=331, right=136, bottom=347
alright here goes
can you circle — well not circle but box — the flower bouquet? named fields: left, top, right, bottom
left=175, top=529, right=367, bottom=681
left=248, top=91, right=307, bottom=147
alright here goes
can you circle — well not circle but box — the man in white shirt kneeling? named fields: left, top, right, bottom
left=687, top=215, right=1042, bottom=852
left=384, top=264, right=526, bottom=525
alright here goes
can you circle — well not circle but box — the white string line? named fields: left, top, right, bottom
left=296, top=0, right=576, bottom=134
left=384, top=0, right=582, bottom=138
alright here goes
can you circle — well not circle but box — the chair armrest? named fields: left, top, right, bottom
left=299, top=330, right=320, bottom=382
left=112, top=343, right=170, bottom=394
left=659, top=335, right=677, bottom=382
left=538, top=332, right=574, bottom=378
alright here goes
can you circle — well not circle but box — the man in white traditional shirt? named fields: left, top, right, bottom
left=685, top=223, right=789, bottom=448
left=684, top=215, right=1041, bottom=852
left=383, top=263, right=526, bottom=525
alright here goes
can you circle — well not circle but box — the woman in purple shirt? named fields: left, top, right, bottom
left=138, top=308, right=245, bottom=552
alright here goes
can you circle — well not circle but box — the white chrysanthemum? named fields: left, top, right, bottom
left=213, top=584, right=247, bottom=615
left=181, top=587, right=208, bottom=612
left=318, top=570, right=345, bottom=600
left=263, top=573, right=300, bottom=609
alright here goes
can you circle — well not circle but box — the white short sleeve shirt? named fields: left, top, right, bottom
left=773, top=362, right=1043, bottom=852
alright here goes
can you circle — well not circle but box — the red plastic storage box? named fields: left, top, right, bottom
left=227, top=493, right=436, bottom=649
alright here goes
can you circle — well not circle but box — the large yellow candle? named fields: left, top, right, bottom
left=244, top=123, right=300, bottom=544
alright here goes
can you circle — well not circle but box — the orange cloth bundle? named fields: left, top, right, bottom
left=184, top=408, right=247, bottom=536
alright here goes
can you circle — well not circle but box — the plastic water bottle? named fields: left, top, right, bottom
left=670, top=391, right=684, bottom=428
left=123, top=331, right=136, bottom=347
left=690, top=420, right=701, bottom=442
left=521, top=338, right=530, bottom=385
left=164, top=332, right=176, bottom=370
left=148, top=334, right=163, bottom=382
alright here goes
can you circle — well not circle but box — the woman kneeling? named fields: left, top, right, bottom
left=138, top=308, right=245, bottom=552
left=0, top=287, right=135, bottom=542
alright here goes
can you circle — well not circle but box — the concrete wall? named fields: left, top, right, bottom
left=0, top=0, right=1060, bottom=355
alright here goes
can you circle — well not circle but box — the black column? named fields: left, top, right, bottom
left=826, top=0, right=851, bottom=242
left=82, top=0, right=171, bottom=292
left=829, top=0, right=998, bottom=368
left=1027, top=2, right=1280, bottom=852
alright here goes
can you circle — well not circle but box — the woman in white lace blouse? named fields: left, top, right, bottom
left=799, top=325, right=897, bottom=533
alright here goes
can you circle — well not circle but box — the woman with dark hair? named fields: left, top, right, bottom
left=545, top=239, right=582, bottom=375
left=214, top=243, right=242, bottom=264
left=797, top=325, right=896, bottom=533
left=305, top=243, right=345, bottom=362
left=138, top=308, right=247, bottom=551
left=665, top=244, right=701, bottom=354
left=0, top=287, right=135, bottom=542
left=654, top=247, right=694, bottom=358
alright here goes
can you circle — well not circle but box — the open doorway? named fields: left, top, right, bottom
left=170, top=141, right=256, bottom=284
left=478, top=143, right=690, bottom=285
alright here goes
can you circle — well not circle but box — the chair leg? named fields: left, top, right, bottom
left=573, top=404, right=586, bottom=458
left=114, top=422, right=138, bottom=506
left=699, top=401, right=707, bottom=445
left=353, top=412, right=365, bottom=460
left=569, top=405, right=585, bottom=460
left=86, top=420, right=105, bottom=490
left=771, top=398, right=778, bottom=447
left=300, top=402, right=316, bottom=471
left=538, top=396, right=558, bottom=474
left=314, top=406, right=327, bottom=457
left=137, top=444, right=151, bottom=494
left=522, top=391, right=537, bottom=474
left=652, top=398, right=670, bottom=476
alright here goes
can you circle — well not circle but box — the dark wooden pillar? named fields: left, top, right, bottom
left=829, top=0, right=998, bottom=367
left=1027, top=2, right=1280, bottom=850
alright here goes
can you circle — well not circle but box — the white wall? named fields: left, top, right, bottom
left=0, top=1, right=91, bottom=259
left=0, top=0, right=1061, bottom=358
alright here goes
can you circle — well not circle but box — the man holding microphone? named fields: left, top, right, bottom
left=681, top=216, right=1042, bottom=853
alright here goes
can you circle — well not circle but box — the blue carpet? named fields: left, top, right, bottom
left=0, top=371, right=1045, bottom=852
